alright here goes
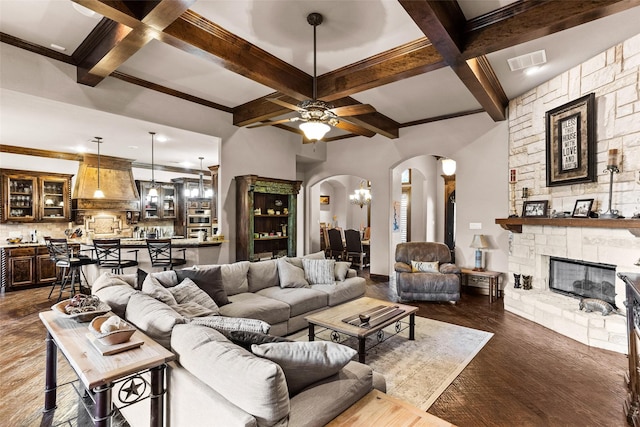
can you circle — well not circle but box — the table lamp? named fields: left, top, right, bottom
left=470, top=234, right=489, bottom=271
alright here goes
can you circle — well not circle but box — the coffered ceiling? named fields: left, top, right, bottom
left=1, top=0, right=640, bottom=166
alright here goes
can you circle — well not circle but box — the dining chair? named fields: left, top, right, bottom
left=344, top=229, right=369, bottom=270
left=327, top=228, right=346, bottom=260
left=146, top=238, right=187, bottom=271
left=45, top=238, right=97, bottom=301
left=93, top=239, right=139, bottom=274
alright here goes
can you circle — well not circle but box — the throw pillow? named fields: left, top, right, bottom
left=247, top=259, right=279, bottom=292
left=302, top=258, right=336, bottom=285
left=221, top=261, right=250, bottom=296
left=136, top=268, right=148, bottom=290
left=334, top=261, right=351, bottom=282
left=411, top=260, right=440, bottom=273
left=277, top=257, right=310, bottom=288
left=172, top=301, right=216, bottom=318
left=176, top=265, right=230, bottom=306
left=303, top=251, right=326, bottom=260
left=169, top=277, right=220, bottom=314
left=251, top=341, right=357, bottom=396
left=189, top=316, right=271, bottom=336
left=141, top=274, right=178, bottom=306
left=228, top=330, right=291, bottom=352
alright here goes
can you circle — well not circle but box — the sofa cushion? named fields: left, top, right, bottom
left=171, top=324, right=290, bottom=426
left=169, top=277, right=219, bottom=313
left=257, top=287, right=328, bottom=317
left=172, top=301, right=217, bottom=318
left=176, top=266, right=230, bottom=307
left=288, top=361, right=374, bottom=427
left=228, top=330, right=291, bottom=352
left=334, top=262, right=351, bottom=282
left=411, top=260, right=439, bottom=273
left=125, top=292, right=185, bottom=348
left=251, top=341, right=357, bottom=396
left=247, top=259, right=279, bottom=292
left=92, top=272, right=137, bottom=318
left=142, top=274, right=178, bottom=306
left=221, top=293, right=290, bottom=325
left=302, top=259, right=336, bottom=285
left=221, top=261, right=250, bottom=296
left=312, top=276, right=366, bottom=306
left=277, top=257, right=309, bottom=288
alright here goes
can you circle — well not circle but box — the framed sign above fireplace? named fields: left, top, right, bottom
left=545, top=93, right=596, bottom=187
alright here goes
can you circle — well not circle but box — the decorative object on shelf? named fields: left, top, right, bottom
left=513, top=273, right=521, bottom=289
left=274, top=199, right=283, bottom=207
left=93, top=137, right=105, bottom=198
left=509, top=168, right=518, bottom=217
left=545, top=93, right=596, bottom=187
left=522, top=275, right=532, bottom=290
left=470, top=234, right=489, bottom=271
left=246, top=13, right=375, bottom=142
left=600, top=149, right=621, bottom=219
left=320, top=195, right=330, bottom=205
left=572, top=198, right=594, bottom=218
left=350, top=180, right=371, bottom=208
left=147, top=131, right=158, bottom=197
left=522, top=200, right=548, bottom=218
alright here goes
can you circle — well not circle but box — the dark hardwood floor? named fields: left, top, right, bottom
left=0, top=273, right=628, bottom=427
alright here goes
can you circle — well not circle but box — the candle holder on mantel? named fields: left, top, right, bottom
left=508, top=169, right=518, bottom=217
left=600, top=149, right=621, bottom=219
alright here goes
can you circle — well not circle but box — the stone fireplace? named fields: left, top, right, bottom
left=503, top=223, right=640, bottom=354
left=549, top=257, right=617, bottom=307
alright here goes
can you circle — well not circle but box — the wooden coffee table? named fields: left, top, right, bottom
left=305, top=297, right=418, bottom=363
left=327, top=389, right=455, bottom=426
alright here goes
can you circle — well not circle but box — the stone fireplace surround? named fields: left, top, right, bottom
left=503, top=223, right=640, bottom=354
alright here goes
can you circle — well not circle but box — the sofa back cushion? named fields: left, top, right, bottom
left=247, top=259, right=279, bottom=292
left=395, top=242, right=451, bottom=264
left=92, top=272, right=137, bottom=317
left=221, top=261, right=250, bottom=296
left=172, top=324, right=290, bottom=426
left=125, top=292, right=186, bottom=348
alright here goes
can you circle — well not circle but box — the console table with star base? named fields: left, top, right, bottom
left=39, top=310, right=175, bottom=427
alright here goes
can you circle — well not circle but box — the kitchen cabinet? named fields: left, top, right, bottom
left=1, top=245, right=60, bottom=290
left=235, top=175, right=301, bottom=262
left=1, top=169, right=72, bottom=223
left=137, top=181, right=178, bottom=220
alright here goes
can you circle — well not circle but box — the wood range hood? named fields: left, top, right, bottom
left=72, top=154, right=140, bottom=212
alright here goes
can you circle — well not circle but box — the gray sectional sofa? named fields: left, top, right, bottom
left=92, top=253, right=385, bottom=427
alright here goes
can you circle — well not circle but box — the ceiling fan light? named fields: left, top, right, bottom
left=300, top=121, right=330, bottom=141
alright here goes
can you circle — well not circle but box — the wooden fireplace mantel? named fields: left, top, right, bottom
left=495, top=217, right=640, bottom=237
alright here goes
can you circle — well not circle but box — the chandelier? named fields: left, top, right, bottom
left=349, top=181, right=371, bottom=208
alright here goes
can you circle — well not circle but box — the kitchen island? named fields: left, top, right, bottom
left=1, top=238, right=225, bottom=291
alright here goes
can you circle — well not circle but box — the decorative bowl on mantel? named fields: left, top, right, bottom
left=6, top=237, right=22, bottom=244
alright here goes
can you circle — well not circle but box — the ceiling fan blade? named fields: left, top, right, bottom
left=334, top=120, right=376, bottom=137
left=329, top=104, right=376, bottom=117
left=267, top=97, right=304, bottom=112
left=247, top=117, right=299, bottom=128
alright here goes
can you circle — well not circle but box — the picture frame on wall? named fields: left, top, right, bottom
left=522, top=200, right=549, bottom=218
left=320, top=195, right=330, bottom=205
left=571, top=198, right=594, bottom=218
left=545, top=93, right=596, bottom=187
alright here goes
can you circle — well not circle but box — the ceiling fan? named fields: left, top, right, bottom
left=248, top=12, right=377, bottom=142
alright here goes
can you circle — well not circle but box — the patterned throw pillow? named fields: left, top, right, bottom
left=301, top=258, right=336, bottom=285
left=189, top=316, right=271, bottom=335
left=169, top=277, right=220, bottom=314
left=411, top=260, right=440, bottom=273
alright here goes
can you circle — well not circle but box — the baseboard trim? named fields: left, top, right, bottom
left=369, top=274, right=390, bottom=282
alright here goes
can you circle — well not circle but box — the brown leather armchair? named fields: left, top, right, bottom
left=394, top=242, right=461, bottom=302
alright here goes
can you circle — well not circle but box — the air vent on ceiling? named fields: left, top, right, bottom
left=507, top=50, right=547, bottom=72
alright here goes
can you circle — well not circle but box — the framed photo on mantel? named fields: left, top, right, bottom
left=545, top=93, right=596, bottom=187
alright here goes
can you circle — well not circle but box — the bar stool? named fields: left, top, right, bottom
left=146, top=238, right=187, bottom=271
left=93, top=239, right=139, bottom=274
left=45, top=238, right=97, bottom=301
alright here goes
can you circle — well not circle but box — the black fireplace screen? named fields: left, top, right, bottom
left=549, top=257, right=616, bottom=308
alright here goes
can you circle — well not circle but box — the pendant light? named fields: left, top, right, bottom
left=148, top=132, right=158, bottom=197
left=197, top=157, right=205, bottom=197
left=93, top=137, right=105, bottom=198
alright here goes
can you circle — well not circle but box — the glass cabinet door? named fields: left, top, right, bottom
left=41, top=178, right=66, bottom=219
left=6, top=176, right=36, bottom=221
left=142, top=183, right=160, bottom=219
left=161, top=184, right=176, bottom=219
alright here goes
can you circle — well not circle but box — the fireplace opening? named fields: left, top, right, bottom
left=549, top=257, right=617, bottom=308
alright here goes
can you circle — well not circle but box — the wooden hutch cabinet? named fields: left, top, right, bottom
left=137, top=181, right=178, bottom=220
left=1, top=245, right=58, bottom=290
left=235, top=175, right=301, bottom=262
left=1, top=169, right=72, bottom=223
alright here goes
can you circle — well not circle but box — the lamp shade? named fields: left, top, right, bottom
left=470, top=234, right=489, bottom=249
left=441, top=158, right=456, bottom=175
left=300, top=120, right=330, bottom=141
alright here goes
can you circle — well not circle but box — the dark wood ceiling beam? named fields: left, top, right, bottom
left=462, top=0, right=640, bottom=59
left=399, top=0, right=507, bottom=121
left=233, top=93, right=298, bottom=127
left=316, top=38, right=446, bottom=101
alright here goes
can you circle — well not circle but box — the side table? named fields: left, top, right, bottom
left=39, top=310, right=175, bottom=427
left=460, top=268, right=503, bottom=303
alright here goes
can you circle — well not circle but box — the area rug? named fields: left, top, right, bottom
left=290, top=316, right=493, bottom=410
